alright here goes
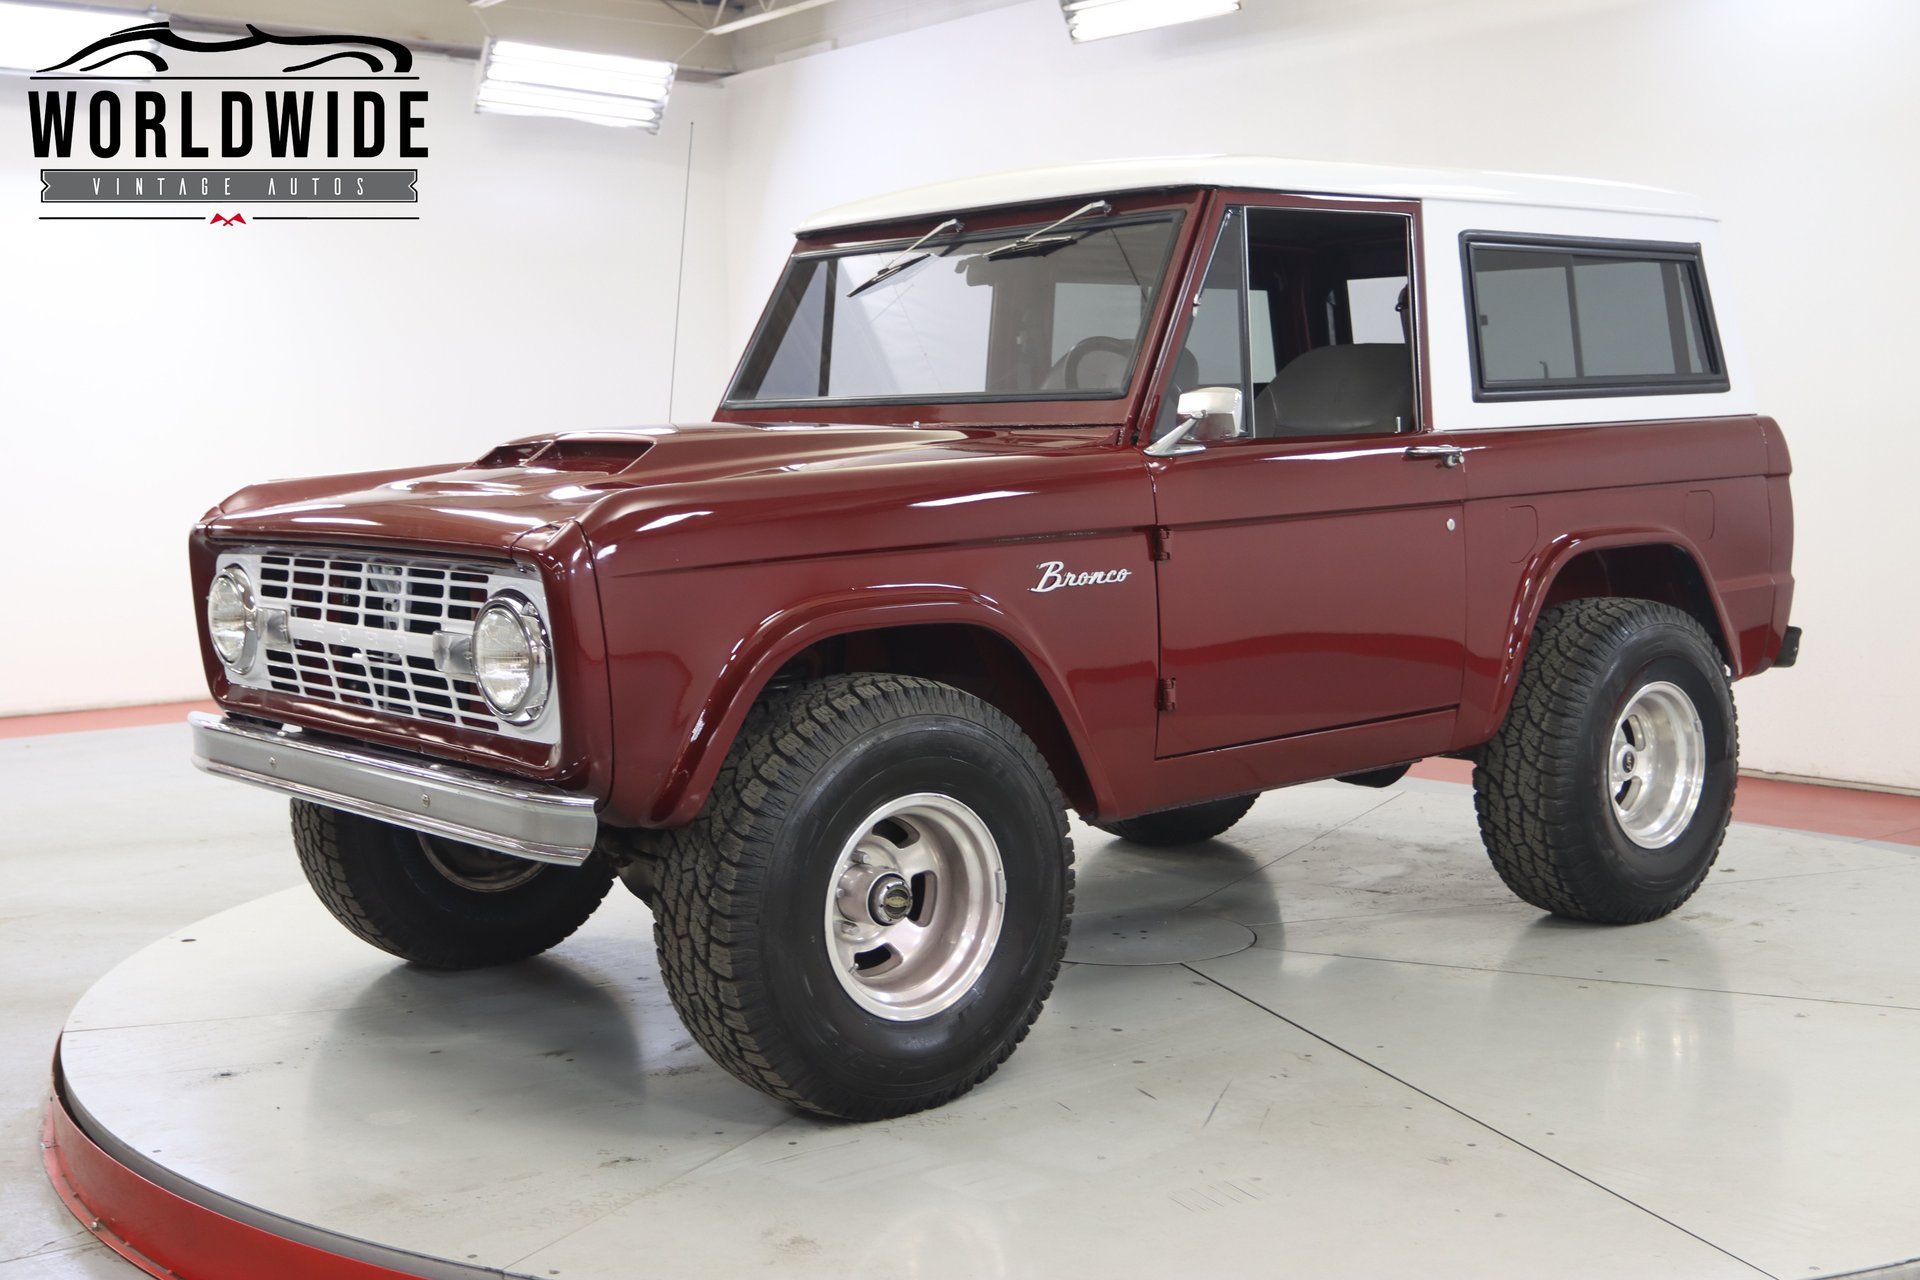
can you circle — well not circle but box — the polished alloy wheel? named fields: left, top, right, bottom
left=824, top=792, right=1006, bottom=1021
left=417, top=834, right=545, bottom=893
left=1608, top=680, right=1707, bottom=849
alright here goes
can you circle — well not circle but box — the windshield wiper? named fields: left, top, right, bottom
left=847, top=217, right=964, bottom=298
left=982, top=200, right=1113, bottom=260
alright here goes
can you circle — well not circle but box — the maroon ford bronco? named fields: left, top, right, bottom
left=190, top=159, right=1797, bottom=1118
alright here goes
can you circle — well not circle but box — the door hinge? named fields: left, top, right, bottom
left=1148, top=526, right=1172, bottom=561
left=1156, top=677, right=1177, bottom=711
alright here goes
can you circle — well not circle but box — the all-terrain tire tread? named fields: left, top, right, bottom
left=650, top=673, right=1074, bottom=1118
left=1472, top=598, right=1737, bottom=924
left=291, top=800, right=613, bottom=969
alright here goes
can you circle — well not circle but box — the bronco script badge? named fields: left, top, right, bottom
left=1031, top=561, right=1132, bottom=593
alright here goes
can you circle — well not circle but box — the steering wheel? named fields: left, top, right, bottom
left=1062, top=335, right=1135, bottom=391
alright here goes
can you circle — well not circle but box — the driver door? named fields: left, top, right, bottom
left=1149, top=198, right=1469, bottom=758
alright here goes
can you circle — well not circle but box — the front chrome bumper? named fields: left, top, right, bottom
left=189, top=712, right=597, bottom=864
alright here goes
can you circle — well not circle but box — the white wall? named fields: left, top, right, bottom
left=0, top=53, right=732, bottom=715
left=711, top=0, right=1920, bottom=791
left=7, top=0, right=1915, bottom=792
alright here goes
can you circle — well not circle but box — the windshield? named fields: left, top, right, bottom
left=726, top=213, right=1181, bottom=407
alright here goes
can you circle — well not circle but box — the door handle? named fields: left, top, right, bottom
left=1404, top=444, right=1465, bottom=468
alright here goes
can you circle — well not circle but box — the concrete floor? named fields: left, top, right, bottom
left=1, top=725, right=297, bottom=1278
left=10, top=724, right=1920, bottom=1278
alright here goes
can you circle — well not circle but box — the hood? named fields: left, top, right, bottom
left=203, top=423, right=1146, bottom=561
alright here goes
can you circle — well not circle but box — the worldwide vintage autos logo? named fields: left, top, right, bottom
left=28, top=22, right=426, bottom=225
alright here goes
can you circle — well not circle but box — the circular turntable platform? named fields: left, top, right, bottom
left=48, top=779, right=1920, bottom=1279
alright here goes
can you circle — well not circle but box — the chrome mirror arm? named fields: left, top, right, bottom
left=1145, top=416, right=1205, bottom=458
left=1146, top=386, right=1244, bottom=458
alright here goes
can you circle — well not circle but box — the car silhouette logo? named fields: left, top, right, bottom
left=40, top=22, right=413, bottom=76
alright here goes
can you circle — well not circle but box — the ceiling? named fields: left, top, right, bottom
left=70, top=0, right=1026, bottom=78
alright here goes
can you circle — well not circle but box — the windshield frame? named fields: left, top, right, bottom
left=716, top=190, right=1208, bottom=427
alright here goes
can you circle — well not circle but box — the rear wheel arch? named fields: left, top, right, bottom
left=1477, top=535, right=1738, bottom=747
left=1539, top=542, right=1734, bottom=666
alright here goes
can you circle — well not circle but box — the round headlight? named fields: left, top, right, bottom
left=471, top=593, right=551, bottom=724
left=207, top=566, right=257, bottom=671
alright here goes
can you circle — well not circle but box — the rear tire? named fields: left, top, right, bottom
left=291, top=800, right=614, bottom=969
left=1093, top=795, right=1258, bottom=847
left=1473, top=599, right=1737, bottom=924
left=650, top=674, right=1073, bottom=1120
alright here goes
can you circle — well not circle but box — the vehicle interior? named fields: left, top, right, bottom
left=1155, top=206, right=1415, bottom=440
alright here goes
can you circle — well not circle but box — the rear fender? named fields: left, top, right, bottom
left=1465, top=529, right=1738, bottom=747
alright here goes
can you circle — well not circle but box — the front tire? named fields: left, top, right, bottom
left=291, top=801, right=614, bottom=969
left=651, top=674, right=1073, bottom=1120
left=1473, top=599, right=1738, bottom=924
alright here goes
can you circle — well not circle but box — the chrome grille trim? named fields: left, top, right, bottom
left=213, top=546, right=560, bottom=746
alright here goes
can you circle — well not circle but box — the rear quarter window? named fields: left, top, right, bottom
left=1463, top=235, right=1727, bottom=401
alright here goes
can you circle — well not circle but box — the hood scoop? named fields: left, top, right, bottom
left=472, top=437, right=654, bottom=475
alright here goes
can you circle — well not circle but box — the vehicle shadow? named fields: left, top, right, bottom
left=1068, top=833, right=1277, bottom=964
left=313, top=952, right=650, bottom=1101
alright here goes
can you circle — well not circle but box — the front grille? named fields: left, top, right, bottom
left=216, top=546, right=558, bottom=744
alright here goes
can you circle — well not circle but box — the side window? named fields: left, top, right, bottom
left=1466, top=238, right=1725, bottom=398
left=1153, top=209, right=1247, bottom=440
left=1244, top=206, right=1415, bottom=438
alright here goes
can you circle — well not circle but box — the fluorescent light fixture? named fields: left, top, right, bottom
left=477, top=39, right=674, bottom=132
left=0, top=0, right=164, bottom=75
left=1060, top=0, right=1240, bottom=43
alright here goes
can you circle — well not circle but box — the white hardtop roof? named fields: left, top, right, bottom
left=798, top=155, right=1712, bottom=233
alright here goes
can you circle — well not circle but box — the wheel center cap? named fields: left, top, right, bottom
left=868, top=873, right=913, bottom=925
left=1621, top=749, right=1637, bottom=773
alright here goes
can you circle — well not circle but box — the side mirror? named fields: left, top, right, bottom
left=1146, top=386, right=1245, bottom=457
left=1178, top=386, right=1245, bottom=442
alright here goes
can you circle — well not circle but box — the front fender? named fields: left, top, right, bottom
left=604, top=572, right=1141, bottom=828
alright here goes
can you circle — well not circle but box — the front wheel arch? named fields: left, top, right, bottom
left=658, top=606, right=1105, bottom=825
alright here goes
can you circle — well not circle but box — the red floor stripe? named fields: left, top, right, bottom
left=0, top=700, right=216, bottom=740
left=1408, top=759, right=1920, bottom=848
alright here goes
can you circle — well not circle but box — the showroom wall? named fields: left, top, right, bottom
left=712, top=0, right=1920, bottom=791
left=0, top=51, right=732, bottom=715
left=4, top=0, right=1913, bottom=794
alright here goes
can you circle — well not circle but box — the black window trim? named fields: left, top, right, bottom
left=722, top=210, right=1185, bottom=410
left=1459, top=231, right=1730, bottom=403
